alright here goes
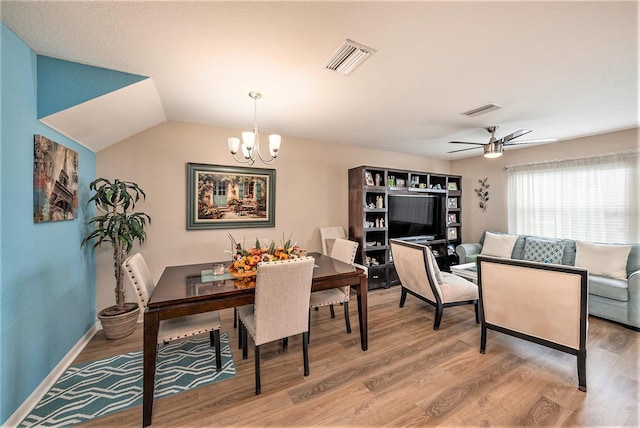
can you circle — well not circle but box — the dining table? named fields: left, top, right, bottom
left=142, top=252, right=368, bottom=426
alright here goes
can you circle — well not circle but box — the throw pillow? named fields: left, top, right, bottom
left=428, top=250, right=443, bottom=285
left=480, top=232, right=518, bottom=258
left=575, top=241, right=632, bottom=280
left=523, top=237, right=565, bottom=264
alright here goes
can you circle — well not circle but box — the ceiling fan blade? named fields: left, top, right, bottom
left=497, top=129, right=532, bottom=144
left=447, top=146, right=483, bottom=154
left=448, top=141, right=486, bottom=145
left=503, top=137, right=558, bottom=146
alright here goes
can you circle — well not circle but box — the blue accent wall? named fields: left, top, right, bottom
left=37, top=55, right=147, bottom=119
left=1, top=23, right=97, bottom=424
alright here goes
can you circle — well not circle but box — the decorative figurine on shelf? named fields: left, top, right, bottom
left=375, top=218, right=380, bottom=228
left=375, top=173, right=381, bottom=186
left=376, top=196, right=384, bottom=209
left=380, top=218, right=384, bottom=227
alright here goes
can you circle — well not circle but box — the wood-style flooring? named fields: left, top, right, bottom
left=75, top=287, right=639, bottom=427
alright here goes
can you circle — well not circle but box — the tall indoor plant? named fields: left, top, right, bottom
left=82, top=178, right=151, bottom=339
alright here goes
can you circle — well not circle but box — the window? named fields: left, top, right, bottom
left=507, top=152, right=638, bottom=243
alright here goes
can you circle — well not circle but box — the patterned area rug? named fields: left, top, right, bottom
left=21, top=333, right=235, bottom=427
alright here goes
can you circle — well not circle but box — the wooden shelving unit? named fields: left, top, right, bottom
left=349, top=166, right=463, bottom=289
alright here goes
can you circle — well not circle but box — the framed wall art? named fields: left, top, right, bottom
left=187, top=163, right=276, bottom=230
left=33, top=135, right=79, bottom=223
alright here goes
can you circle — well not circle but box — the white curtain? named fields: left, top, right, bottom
left=507, top=151, right=638, bottom=243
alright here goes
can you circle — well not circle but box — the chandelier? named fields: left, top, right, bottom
left=227, top=91, right=281, bottom=165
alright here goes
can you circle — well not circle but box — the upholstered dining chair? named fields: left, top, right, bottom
left=319, top=226, right=347, bottom=256
left=390, top=239, right=479, bottom=330
left=309, top=238, right=359, bottom=334
left=238, top=256, right=315, bottom=395
left=123, top=253, right=223, bottom=371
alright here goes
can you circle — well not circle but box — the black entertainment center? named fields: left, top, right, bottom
left=348, top=166, right=462, bottom=289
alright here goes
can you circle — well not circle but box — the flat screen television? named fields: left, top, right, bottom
left=388, top=193, right=445, bottom=240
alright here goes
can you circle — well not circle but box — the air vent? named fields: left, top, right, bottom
left=461, top=103, right=502, bottom=117
left=325, top=39, right=377, bottom=76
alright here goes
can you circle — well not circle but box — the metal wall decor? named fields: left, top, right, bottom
left=474, top=177, right=490, bottom=212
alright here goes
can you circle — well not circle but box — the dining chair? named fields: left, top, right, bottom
left=123, top=253, right=223, bottom=371
left=319, top=226, right=347, bottom=256
left=390, top=239, right=479, bottom=330
left=309, top=238, right=359, bottom=334
left=237, top=256, right=315, bottom=395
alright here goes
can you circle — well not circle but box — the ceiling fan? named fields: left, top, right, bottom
left=447, top=126, right=557, bottom=158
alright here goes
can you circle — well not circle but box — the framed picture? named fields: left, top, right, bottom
left=448, top=213, right=457, bottom=224
left=396, top=178, right=405, bottom=187
left=33, top=135, right=79, bottom=223
left=187, top=163, right=275, bottom=230
left=448, top=182, right=458, bottom=191
left=365, top=171, right=374, bottom=186
left=447, top=197, right=458, bottom=209
left=448, top=227, right=458, bottom=240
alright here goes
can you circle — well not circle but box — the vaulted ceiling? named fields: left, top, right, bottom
left=2, top=1, right=638, bottom=158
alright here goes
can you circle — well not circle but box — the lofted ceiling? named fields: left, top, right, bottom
left=2, top=1, right=638, bottom=159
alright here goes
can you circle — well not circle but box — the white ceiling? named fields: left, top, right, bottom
left=2, top=1, right=638, bottom=159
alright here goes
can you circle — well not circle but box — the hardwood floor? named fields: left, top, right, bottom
left=76, top=287, right=639, bottom=427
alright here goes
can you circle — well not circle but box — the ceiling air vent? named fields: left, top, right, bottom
left=461, top=103, right=502, bottom=117
left=325, top=39, right=377, bottom=76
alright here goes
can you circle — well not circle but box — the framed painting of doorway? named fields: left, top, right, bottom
left=187, top=163, right=276, bottom=230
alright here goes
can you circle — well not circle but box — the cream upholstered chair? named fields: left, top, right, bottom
left=319, top=226, right=347, bottom=256
left=477, top=255, right=588, bottom=391
left=238, top=256, right=315, bottom=395
left=123, top=253, right=223, bottom=371
left=309, top=238, right=359, bottom=333
left=390, top=239, right=479, bottom=330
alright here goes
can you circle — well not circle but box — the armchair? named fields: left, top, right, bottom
left=390, top=239, right=478, bottom=330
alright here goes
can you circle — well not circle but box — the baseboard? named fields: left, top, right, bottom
left=4, top=321, right=101, bottom=427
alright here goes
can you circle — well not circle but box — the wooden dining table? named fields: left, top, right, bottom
left=142, top=252, right=368, bottom=426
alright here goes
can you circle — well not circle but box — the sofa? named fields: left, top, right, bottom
left=456, top=231, right=640, bottom=330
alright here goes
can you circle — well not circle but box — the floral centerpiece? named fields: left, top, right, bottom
left=228, top=234, right=306, bottom=277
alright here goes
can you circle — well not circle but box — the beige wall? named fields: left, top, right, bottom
left=95, top=120, right=450, bottom=311
left=450, top=128, right=639, bottom=244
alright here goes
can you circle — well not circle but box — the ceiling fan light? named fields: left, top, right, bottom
left=483, top=142, right=503, bottom=158
left=484, top=152, right=503, bottom=159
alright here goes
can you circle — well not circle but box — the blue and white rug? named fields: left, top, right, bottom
left=21, top=333, right=235, bottom=427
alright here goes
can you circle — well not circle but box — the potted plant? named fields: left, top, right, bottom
left=82, top=178, right=151, bottom=339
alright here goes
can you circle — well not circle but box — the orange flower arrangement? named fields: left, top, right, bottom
left=228, top=234, right=305, bottom=276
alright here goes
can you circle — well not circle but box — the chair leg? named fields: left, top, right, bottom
left=282, top=337, right=288, bottom=349
left=399, top=287, right=408, bottom=307
left=343, top=301, right=351, bottom=334
left=480, top=323, right=487, bottom=354
left=577, top=349, right=587, bottom=392
left=302, top=331, right=310, bottom=376
left=433, top=305, right=443, bottom=330
left=233, top=307, right=237, bottom=328
left=308, top=309, right=311, bottom=343
left=329, top=304, right=336, bottom=318
left=242, top=324, right=248, bottom=360
left=213, top=329, right=222, bottom=372
left=474, top=301, right=480, bottom=324
left=255, top=345, right=261, bottom=395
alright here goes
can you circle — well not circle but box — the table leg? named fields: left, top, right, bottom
left=143, top=310, right=159, bottom=427
left=356, top=272, right=368, bottom=351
